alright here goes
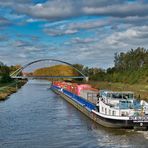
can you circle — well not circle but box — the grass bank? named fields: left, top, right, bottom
left=0, top=80, right=27, bottom=101
left=88, top=81, right=148, bottom=101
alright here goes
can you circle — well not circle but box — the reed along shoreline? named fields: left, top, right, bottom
left=0, top=80, right=27, bottom=101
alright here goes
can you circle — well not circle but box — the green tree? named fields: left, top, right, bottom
left=0, top=64, right=13, bottom=83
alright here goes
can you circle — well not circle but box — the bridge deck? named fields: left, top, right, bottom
left=12, top=76, right=85, bottom=79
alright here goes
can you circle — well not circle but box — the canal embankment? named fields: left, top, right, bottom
left=0, top=80, right=27, bottom=101
left=88, top=81, right=148, bottom=101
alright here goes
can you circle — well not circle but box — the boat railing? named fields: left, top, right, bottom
left=99, top=98, right=146, bottom=117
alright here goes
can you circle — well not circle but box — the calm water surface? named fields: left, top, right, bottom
left=0, top=80, right=148, bottom=148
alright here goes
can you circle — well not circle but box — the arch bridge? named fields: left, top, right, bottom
left=10, top=59, right=88, bottom=81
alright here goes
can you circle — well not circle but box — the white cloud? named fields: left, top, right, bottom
left=0, top=17, right=11, bottom=26
left=83, top=3, right=148, bottom=17
left=26, top=18, right=40, bottom=23
left=105, top=26, right=148, bottom=46
left=1, top=0, right=148, bottom=20
left=44, top=28, right=78, bottom=36
left=70, top=37, right=97, bottom=44
left=44, top=19, right=109, bottom=36
left=0, top=0, right=148, bottom=69
left=18, top=53, right=27, bottom=58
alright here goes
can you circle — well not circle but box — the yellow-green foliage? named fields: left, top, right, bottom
left=88, top=81, right=148, bottom=100
left=0, top=80, right=26, bottom=100
left=33, top=64, right=79, bottom=77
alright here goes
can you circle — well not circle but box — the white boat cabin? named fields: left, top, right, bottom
left=98, top=90, right=143, bottom=117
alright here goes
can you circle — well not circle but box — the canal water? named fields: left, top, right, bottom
left=0, top=80, right=148, bottom=148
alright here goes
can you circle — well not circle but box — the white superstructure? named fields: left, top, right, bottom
left=98, top=90, right=146, bottom=117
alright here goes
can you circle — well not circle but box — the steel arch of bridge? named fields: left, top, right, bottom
left=10, top=59, right=88, bottom=80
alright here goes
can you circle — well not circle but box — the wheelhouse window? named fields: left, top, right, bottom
left=110, top=92, right=134, bottom=99
left=122, top=93, right=133, bottom=99
left=112, top=93, right=122, bottom=99
left=107, top=93, right=111, bottom=98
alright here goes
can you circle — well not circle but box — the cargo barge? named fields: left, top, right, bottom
left=51, top=81, right=148, bottom=130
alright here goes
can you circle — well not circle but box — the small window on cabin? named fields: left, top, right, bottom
left=112, top=111, right=116, bottom=116
left=118, top=94, right=122, bottom=99
left=112, top=93, right=122, bottom=99
left=123, top=93, right=133, bottom=99
left=123, top=94, right=128, bottom=99
left=102, top=107, right=104, bottom=112
left=109, top=110, right=111, bottom=115
left=128, top=93, right=133, bottom=99
left=105, top=108, right=107, bottom=114
left=112, top=93, right=117, bottom=99
left=107, top=93, right=111, bottom=97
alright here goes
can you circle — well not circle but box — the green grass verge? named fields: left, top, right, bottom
left=88, top=81, right=148, bottom=101
left=0, top=80, right=27, bottom=101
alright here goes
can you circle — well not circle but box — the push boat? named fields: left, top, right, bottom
left=51, top=81, right=148, bottom=130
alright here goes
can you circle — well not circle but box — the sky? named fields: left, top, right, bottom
left=0, top=0, right=148, bottom=69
